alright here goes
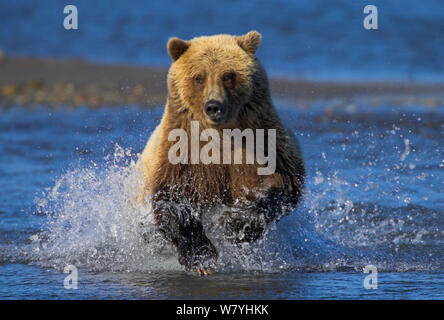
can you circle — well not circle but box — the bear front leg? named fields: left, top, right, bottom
left=176, top=216, right=218, bottom=274
left=222, top=185, right=302, bottom=244
left=152, top=199, right=218, bottom=274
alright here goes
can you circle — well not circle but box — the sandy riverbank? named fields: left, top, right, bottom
left=1, top=55, right=443, bottom=108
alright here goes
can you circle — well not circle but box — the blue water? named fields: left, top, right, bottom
left=1, top=0, right=444, bottom=299
left=1, top=0, right=444, bottom=81
left=0, top=100, right=443, bottom=299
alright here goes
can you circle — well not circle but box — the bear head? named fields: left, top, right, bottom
left=166, top=31, right=268, bottom=128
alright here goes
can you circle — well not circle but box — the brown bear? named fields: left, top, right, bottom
left=137, top=31, right=305, bottom=275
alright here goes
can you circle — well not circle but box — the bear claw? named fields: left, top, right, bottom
left=196, top=265, right=218, bottom=276
left=196, top=268, right=208, bottom=276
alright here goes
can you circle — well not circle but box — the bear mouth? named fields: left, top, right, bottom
left=207, top=115, right=225, bottom=124
left=205, top=108, right=228, bottom=126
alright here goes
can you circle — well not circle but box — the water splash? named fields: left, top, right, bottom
left=14, top=136, right=443, bottom=274
left=15, top=144, right=333, bottom=273
left=19, top=145, right=176, bottom=272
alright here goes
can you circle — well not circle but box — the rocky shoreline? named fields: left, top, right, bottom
left=1, top=55, right=444, bottom=108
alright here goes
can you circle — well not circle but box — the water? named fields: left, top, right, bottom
left=1, top=0, right=444, bottom=81
left=0, top=100, right=443, bottom=299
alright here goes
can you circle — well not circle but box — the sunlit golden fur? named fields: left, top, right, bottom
left=136, top=31, right=305, bottom=272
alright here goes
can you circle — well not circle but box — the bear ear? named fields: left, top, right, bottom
left=167, top=37, right=190, bottom=61
left=236, top=31, right=262, bottom=55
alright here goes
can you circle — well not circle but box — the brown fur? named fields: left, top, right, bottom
left=137, top=31, right=305, bottom=272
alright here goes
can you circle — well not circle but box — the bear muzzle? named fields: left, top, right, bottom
left=204, top=99, right=227, bottom=124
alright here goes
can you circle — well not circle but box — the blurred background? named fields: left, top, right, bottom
left=0, top=0, right=443, bottom=300
left=1, top=0, right=443, bottom=81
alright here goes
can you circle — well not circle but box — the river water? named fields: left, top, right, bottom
left=1, top=0, right=444, bottom=81
left=0, top=100, right=442, bottom=299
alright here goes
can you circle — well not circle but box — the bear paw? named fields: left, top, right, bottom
left=178, top=242, right=218, bottom=275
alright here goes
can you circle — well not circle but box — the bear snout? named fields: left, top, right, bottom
left=204, top=99, right=225, bottom=123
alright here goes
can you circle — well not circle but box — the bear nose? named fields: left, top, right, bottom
left=204, top=100, right=223, bottom=118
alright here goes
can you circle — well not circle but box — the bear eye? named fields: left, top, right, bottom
left=194, top=75, right=205, bottom=85
left=222, top=72, right=235, bottom=83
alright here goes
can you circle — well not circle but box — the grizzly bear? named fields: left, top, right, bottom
left=137, top=31, right=305, bottom=275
